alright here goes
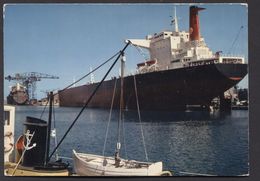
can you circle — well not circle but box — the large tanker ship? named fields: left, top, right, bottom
left=58, top=6, right=247, bottom=111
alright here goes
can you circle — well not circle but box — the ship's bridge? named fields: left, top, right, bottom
left=148, top=31, right=172, bottom=41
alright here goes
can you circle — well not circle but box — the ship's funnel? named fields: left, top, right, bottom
left=189, top=6, right=205, bottom=41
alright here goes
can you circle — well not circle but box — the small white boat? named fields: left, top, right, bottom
left=72, top=53, right=170, bottom=176
left=72, top=150, right=163, bottom=176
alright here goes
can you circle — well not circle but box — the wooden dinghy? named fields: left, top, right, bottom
left=71, top=52, right=171, bottom=176
left=73, top=150, right=163, bottom=176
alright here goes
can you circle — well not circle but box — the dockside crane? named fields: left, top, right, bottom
left=5, top=72, right=59, bottom=101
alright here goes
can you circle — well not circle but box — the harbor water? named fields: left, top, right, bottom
left=13, top=106, right=248, bottom=176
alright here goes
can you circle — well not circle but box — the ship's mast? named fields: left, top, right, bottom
left=171, top=6, right=179, bottom=32
left=174, top=6, right=179, bottom=32
left=90, top=67, right=95, bottom=84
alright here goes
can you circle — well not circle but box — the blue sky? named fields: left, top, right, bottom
left=4, top=3, right=248, bottom=99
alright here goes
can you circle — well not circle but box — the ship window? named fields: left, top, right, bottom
left=4, top=111, right=10, bottom=125
left=183, top=58, right=191, bottom=62
left=223, top=58, right=242, bottom=64
left=171, top=59, right=180, bottom=63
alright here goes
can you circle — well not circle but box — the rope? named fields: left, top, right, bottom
left=58, top=156, right=73, bottom=160
left=40, top=98, right=49, bottom=119
left=52, top=102, right=56, bottom=127
left=227, top=25, right=244, bottom=54
left=133, top=74, right=148, bottom=162
left=160, top=171, right=173, bottom=176
left=52, top=103, right=59, bottom=160
left=48, top=42, right=130, bottom=160
left=42, top=51, right=120, bottom=150
left=39, top=52, right=119, bottom=122
left=116, top=53, right=125, bottom=153
left=55, top=51, right=120, bottom=96
left=179, top=171, right=217, bottom=176
left=122, top=113, right=128, bottom=159
left=12, top=131, right=36, bottom=176
left=131, top=44, right=149, bottom=60
left=102, top=79, right=117, bottom=157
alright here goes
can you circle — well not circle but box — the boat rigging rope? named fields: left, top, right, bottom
left=178, top=171, right=217, bottom=176
left=131, top=44, right=149, bottom=61
left=117, top=53, right=125, bottom=155
left=55, top=51, right=121, bottom=96
left=40, top=98, right=49, bottom=120
left=52, top=104, right=59, bottom=161
left=133, top=74, right=149, bottom=162
left=40, top=51, right=120, bottom=128
left=122, top=113, right=128, bottom=159
left=48, top=42, right=131, bottom=160
left=102, top=78, right=117, bottom=157
left=227, top=25, right=244, bottom=54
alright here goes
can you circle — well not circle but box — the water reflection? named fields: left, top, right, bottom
left=13, top=106, right=248, bottom=176
left=123, top=109, right=230, bottom=123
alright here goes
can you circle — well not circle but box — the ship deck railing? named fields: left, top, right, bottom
left=183, top=57, right=245, bottom=67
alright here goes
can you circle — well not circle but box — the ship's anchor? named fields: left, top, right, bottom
left=11, top=130, right=36, bottom=176
left=23, top=130, right=37, bottom=151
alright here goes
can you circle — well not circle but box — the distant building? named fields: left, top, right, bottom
left=38, top=93, right=59, bottom=106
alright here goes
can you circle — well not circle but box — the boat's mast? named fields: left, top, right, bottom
left=45, top=91, right=53, bottom=166
left=115, top=52, right=125, bottom=166
left=48, top=42, right=131, bottom=161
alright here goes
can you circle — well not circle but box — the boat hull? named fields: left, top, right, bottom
left=59, top=63, right=247, bottom=111
left=4, top=162, right=69, bottom=176
left=72, top=150, right=163, bottom=176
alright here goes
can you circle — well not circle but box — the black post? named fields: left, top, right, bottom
left=45, top=91, right=53, bottom=165
left=219, top=93, right=231, bottom=113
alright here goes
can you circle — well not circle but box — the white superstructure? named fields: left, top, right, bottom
left=127, top=7, right=245, bottom=74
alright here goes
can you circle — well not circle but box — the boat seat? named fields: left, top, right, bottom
left=85, top=158, right=95, bottom=162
